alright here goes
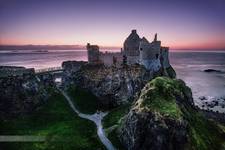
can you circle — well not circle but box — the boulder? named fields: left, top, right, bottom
left=204, top=69, right=222, bottom=73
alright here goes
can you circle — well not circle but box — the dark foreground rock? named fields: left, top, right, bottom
left=119, top=77, right=225, bottom=150
left=0, top=67, right=53, bottom=120
left=165, top=66, right=176, bottom=78
left=119, top=109, right=188, bottom=150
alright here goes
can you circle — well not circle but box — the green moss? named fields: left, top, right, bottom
left=103, top=104, right=130, bottom=129
left=137, top=77, right=185, bottom=119
left=0, top=89, right=105, bottom=150
left=107, top=128, right=126, bottom=150
left=182, top=106, right=225, bottom=150
left=217, top=123, right=225, bottom=133
left=102, top=104, right=130, bottom=150
left=67, top=86, right=101, bottom=114
left=142, top=95, right=182, bottom=119
left=135, top=77, right=225, bottom=149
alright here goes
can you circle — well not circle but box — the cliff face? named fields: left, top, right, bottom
left=63, top=63, right=155, bottom=107
left=119, top=77, right=225, bottom=150
left=62, top=60, right=176, bottom=107
left=0, top=73, right=52, bottom=120
left=165, top=66, right=176, bottom=78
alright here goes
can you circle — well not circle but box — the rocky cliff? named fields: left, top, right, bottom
left=62, top=60, right=176, bottom=108
left=62, top=61, right=170, bottom=107
left=119, top=77, right=225, bottom=150
left=0, top=70, right=53, bottom=120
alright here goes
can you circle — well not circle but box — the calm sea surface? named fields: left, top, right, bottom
left=1, top=50, right=225, bottom=112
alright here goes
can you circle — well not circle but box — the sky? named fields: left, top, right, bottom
left=0, top=0, right=225, bottom=50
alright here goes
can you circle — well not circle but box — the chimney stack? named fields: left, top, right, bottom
left=154, top=33, right=157, bottom=42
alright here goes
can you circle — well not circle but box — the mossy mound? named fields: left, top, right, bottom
left=120, top=77, right=225, bottom=150
left=135, top=77, right=192, bottom=119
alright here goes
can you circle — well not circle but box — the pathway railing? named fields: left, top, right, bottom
left=35, top=66, right=63, bottom=73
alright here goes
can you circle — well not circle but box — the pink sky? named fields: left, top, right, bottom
left=1, top=0, right=225, bottom=50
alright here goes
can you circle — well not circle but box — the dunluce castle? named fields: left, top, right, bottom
left=87, top=29, right=170, bottom=72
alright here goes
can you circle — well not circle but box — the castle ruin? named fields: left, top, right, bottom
left=87, top=29, right=170, bottom=72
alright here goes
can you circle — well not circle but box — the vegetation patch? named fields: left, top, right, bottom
left=67, top=86, right=102, bottom=114
left=135, top=77, right=225, bottom=149
left=103, top=104, right=130, bottom=150
left=103, top=104, right=130, bottom=129
left=183, top=106, right=225, bottom=150
left=107, top=128, right=126, bottom=150
left=0, top=89, right=105, bottom=150
left=68, top=85, right=129, bottom=149
left=137, top=77, right=184, bottom=119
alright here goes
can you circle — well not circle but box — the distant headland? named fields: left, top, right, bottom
left=0, top=44, right=120, bottom=51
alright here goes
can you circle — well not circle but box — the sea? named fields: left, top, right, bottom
left=0, top=50, right=225, bottom=113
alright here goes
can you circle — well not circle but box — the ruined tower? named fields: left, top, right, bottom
left=123, top=30, right=141, bottom=64
left=87, top=43, right=101, bottom=64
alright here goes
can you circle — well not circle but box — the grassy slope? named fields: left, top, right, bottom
left=184, top=106, right=225, bottom=150
left=103, top=104, right=130, bottom=129
left=137, top=77, right=225, bottom=150
left=68, top=85, right=129, bottom=150
left=103, top=105, right=130, bottom=150
left=0, top=89, right=105, bottom=150
left=65, top=77, right=225, bottom=150
left=67, top=86, right=101, bottom=114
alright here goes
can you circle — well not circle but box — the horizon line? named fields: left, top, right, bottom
left=0, top=44, right=225, bottom=51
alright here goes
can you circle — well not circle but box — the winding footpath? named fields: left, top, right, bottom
left=58, top=88, right=116, bottom=150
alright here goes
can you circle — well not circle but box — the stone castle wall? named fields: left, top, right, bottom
left=139, top=41, right=161, bottom=60
left=127, top=56, right=140, bottom=64
left=139, top=37, right=162, bottom=71
left=100, top=52, right=123, bottom=66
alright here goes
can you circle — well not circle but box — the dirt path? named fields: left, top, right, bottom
left=59, top=89, right=116, bottom=150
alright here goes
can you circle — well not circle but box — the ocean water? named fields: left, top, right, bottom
left=0, top=50, right=87, bottom=69
left=0, top=50, right=225, bottom=112
left=170, top=51, right=225, bottom=113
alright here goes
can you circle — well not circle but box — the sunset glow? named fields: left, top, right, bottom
left=0, top=0, right=225, bottom=50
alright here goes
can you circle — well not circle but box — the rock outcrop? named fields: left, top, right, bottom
left=119, top=77, right=225, bottom=150
left=62, top=60, right=176, bottom=108
left=165, top=66, right=176, bottom=78
left=0, top=67, right=52, bottom=120
left=63, top=63, right=156, bottom=107
left=0, top=66, right=34, bottom=77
